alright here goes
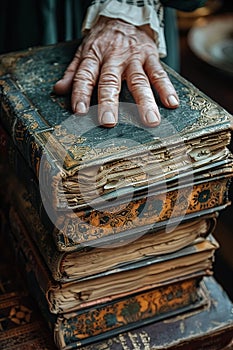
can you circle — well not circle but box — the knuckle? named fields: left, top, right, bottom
left=99, top=71, right=120, bottom=86
left=129, top=72, right=148, bottom=89
left=73, top=68, right=95, bottom=83
left=151, top=69, right=168, bottom=82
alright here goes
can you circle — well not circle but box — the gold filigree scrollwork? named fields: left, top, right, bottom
left=182, top=87, right=228, bottom=132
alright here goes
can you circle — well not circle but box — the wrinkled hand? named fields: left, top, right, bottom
left=54, top=16, right=179, bottom=128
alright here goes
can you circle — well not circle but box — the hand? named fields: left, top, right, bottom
left=54, top=16, right=179, bottom=128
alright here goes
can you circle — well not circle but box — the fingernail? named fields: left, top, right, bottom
left=75, top=102, right=87, bottom=114
left=168, top=95, right=179, bottom=107
left=146, top=111, right=160, bottom=124
left=101, top=111, right=116, bottom=125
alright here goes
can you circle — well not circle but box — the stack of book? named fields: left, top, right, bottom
left=0, top=41, right=233, bottom=349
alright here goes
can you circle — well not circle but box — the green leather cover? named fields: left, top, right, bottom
left=0, top=41, right=233, bottom=248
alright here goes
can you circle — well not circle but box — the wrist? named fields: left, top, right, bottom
left=138, top=24, right=155, bottom=40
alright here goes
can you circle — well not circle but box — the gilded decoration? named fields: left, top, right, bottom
left=58, top=178, right=229, bottom=244
left=61, top=279, right=196, bottom=343
left=182, top=87, right=229, bottom=132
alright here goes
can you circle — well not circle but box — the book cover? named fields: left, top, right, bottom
left=10, top=177, right=218, bottom=282
left=8, top=202, right=218, bottom=314
left=0, top=120, right=232, bottom=251
left=0, top=41, right=232, bottom=203
left=0, top=41, right=233, bottom=247
left=78, top=276, right=233, bottom=350
left=7, top=212, right=209, bottom=349
left=0, top=208, right=232, bottom=349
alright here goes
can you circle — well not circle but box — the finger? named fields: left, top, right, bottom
left=71, top=56, right=100, bottom=115
left=53, top=47, right=82, bottom=95
left=98, top=63, right=123, bottom=127
left=125, top=59, right=161, bottom=127
left=144, top=54, right=179, bottom=109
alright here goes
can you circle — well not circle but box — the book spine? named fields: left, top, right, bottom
left=54, top=278, right=202, bottom=349
left=0, top=123, right=62, bottom=246
left=0, top=76, right=53, bottom=178
left=10, top=197, right=64, bottom=282
left=8, top=206, right=53, bottom=307
left=53, top=175, right=231, bottom=251
left=1, top=123, right=232, bottom=250
left=76, top=277, right=233, bottom=350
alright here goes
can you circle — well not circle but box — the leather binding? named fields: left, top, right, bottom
left=8, top=204, right=218, bottom=314
left=0, top=224, right=232, bottom=350
left=78, top=276, right=233, bottom=350
left=9, top=176, right=218, bottom=283
left=0, top=113, right=232, bottom=251
left=8, top=206, right=218, bottom=348
left=0, top=41, right=233, bottom=247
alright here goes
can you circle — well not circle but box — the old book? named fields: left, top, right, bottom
left=0, top=42, right=233, bottom=247
left=7, top=210, right=212, bottom=348
left=0, top=272, right=232, bottom=350
left=0, top=42, right=232, bottom=207
left=8, top=203, right=218, bottom=315
left=9, top=176, right=218, bottom=282
left=21, top=267, right=206, bottom=349
left=0, top=122, right=231, bottom=252
left=78, top=276, right=233, bottom=350
left=0, top=230, right=231, bottom=350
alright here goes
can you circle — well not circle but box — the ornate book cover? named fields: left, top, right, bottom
left=8, top=203, right=219, bottom=315
left=0, top=122, right=231, bottom=251
left=0, top=42, right=232, bottom=205
left=0, top=41, right=233, bottom=249
left=1, top=231, right=232, bottom=350
left=7, top=209, right=212, bottom=348
left=9, top=175, right=218, bottom=282
left=78, top=276, right=233, bottom=350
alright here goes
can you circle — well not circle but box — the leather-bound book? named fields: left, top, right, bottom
left=0, top=230, right=231, bottom=350
left=9, top=176, right=218, bottom=283
left=79, top=276, right=233, bottom=350
left=0, top=42, right=233, bottom=248
left=6, top=200, right=218, bottom=348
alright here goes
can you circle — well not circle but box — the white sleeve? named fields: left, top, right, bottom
left=82, top=0, right=167, bottom=57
